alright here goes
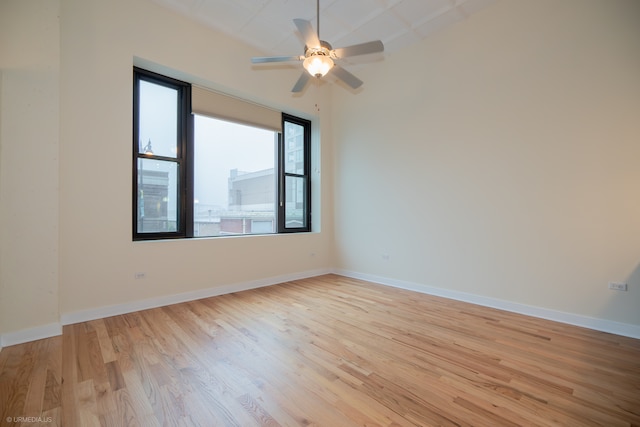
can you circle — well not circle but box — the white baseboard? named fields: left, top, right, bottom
left=1, top=269, right=330, bottom=349
left=60, top=268, right=332, bottom=326
left=333, top=269, right=640, bottom=340
left=0, top=322, right=62, bottom=348
left=3, top=267, right=637, bottom=349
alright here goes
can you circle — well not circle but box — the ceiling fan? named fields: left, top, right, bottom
left=251, top=0, right=384, bottom=93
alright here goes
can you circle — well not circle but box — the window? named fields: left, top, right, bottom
left=193, top=115, right=276, bottom=236
left=133, top=67, right=311, bottom=240
left=280, top=114, right=311, bottom=232
left=133, top=69, right=190, bottom=239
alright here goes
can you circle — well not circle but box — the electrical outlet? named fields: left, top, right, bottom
left=608, top=282, right=628, bottom=291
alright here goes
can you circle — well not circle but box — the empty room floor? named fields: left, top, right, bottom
left=1, top=274, right=639, bottom=426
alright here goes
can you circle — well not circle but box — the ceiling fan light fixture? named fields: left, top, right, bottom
left=303, top=53, right=334, bottom=78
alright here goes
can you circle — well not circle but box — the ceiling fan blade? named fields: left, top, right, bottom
left=251, top=55, right=302, bottom=63
left=332, top=40, right=384, bottom=58
left=330, top=65, right=363, bottom=90
left=293, top=18, right=321, bottom=49
left=292, top=71, right=311, bottom=93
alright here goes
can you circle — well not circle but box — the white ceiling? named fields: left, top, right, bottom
left=151, top=0, right=496, bottom=58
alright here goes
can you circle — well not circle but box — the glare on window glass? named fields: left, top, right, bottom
left=138, top=80, right=178, bottom=158
left=284, top=121, right=305, bottom=175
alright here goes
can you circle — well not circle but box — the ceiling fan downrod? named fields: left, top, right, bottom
left=316, top=0, right=320, bottom=40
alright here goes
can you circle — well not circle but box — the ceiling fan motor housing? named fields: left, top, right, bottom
left=304, top=41, right=334, bottom=77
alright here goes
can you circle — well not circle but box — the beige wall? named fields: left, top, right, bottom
left=0, top=0, right=61, bottom=337
left=332, top=0, right=640, bottom=326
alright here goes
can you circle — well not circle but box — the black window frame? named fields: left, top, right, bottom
left=133, top=67, right=192, bottom=241
left=133, top=67, right=311, bottom=240
left=279, top=113, right=312, bottom=233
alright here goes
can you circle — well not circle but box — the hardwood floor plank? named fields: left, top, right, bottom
left=110, top=333, right=134, bottom=374
left=237, top=393, right=282, bottom=427
left=22, top=339, right=50, bottom=417
left=104, top=361, right=125, bottom=392
left=88, top=320, right=118, bottom=364
left=74, top=379, right=101, bottom=427
left=0, top=341, right=39, bottom=421
left=120, top=369, right=160, bottom=426
left=42, top=336, right=62, bottom=413
left=1, top=274, right=639, bottom=426
left=60, top=325, right=78, bottom=426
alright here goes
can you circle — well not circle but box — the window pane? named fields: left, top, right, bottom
left=138, top=80, right=178, bottom=158
left=284, top=175, right=306, bottom=229
left=193, top=115, right=276, bottom=237
left=284, top=121, right=304, bottom=175
left=137, top=158, right=178, bottom=233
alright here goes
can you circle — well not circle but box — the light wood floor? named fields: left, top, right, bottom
left=1, top=274, right=639, bottom=426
